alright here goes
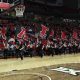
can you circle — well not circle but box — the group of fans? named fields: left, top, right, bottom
left=0, top=22, right=80, bottom=60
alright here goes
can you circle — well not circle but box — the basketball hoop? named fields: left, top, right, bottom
left=0, top=2, right=11, bottom=9
left=15, top=5, right=25, bottom=17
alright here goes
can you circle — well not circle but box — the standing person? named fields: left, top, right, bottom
left=28, top=43, right=33, bottom=58
left=38, top=43, right=44, bottom=58
left=54, top=43, right=59, bottom=55
left=4, top=41, right=9, bottom=59
left=8, top=37, right=16, bottom=57
left=0, top=27, right=6, bottom=58
left=78, top=42, right=80, bottom=53
left=16, top=39, right=24, bottom=60
left=0, top=28, right=5, bottom=50
left=68, top=42, right=72, bottom=54
left=63, top=42, right=67, bottom=55
left=74, top=41, right=78, bottom=54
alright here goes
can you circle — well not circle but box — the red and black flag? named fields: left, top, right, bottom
left=72, top=31, right=78, bottom=40
left=61, top=31, right=66, bottom=40
left=17, top=27, right=26, bottom=39
left=40, top=24, right=49, bottom=38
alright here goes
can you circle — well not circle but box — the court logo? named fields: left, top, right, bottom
left=50, top=67, right=80, bottom=76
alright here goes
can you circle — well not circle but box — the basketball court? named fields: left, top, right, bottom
left=0, top=54, right=80, bottom=80
left=0, top=0, right=80, bottom=80
left=0, top=54, right=80, bottom=73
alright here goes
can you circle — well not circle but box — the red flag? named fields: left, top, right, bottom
left=61, top=31, right=66, bottom=40
left=50, top=30, right=54, bottom=37
left=17, top=28, right=26, bottom=38
left=72, top=31, right=78, bottom=39
left=40, top=24, right=48, bottom=38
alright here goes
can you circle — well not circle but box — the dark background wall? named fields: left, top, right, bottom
left=78, top=0, right=80, bottom=8
left=63, top=0, right=78, bottom=9
left=0, top=0, right=79, bottom=19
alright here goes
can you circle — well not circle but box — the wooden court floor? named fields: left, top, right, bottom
left=0, top=54, right=80, bottom=73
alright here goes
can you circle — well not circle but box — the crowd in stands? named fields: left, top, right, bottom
left=0, top=21, right=80, bottom=60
